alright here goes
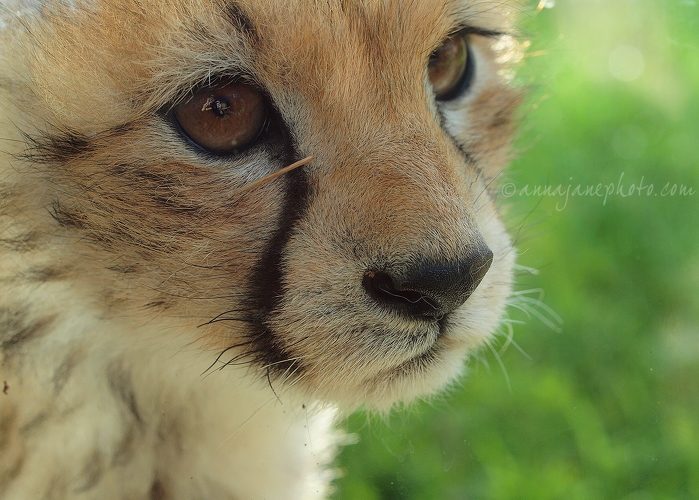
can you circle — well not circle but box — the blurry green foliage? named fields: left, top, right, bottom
left=335, top=1, right=699, bottom=498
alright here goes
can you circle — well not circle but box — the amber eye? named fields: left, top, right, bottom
left=428, top=32, right=472, bottom=101
left=174, top=83, right=267, bottom=155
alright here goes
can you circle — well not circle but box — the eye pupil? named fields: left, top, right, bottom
left=202, top=96, right=232, bottom=117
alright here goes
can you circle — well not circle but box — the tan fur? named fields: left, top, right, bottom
left=1, top=0, right=521, bottom=497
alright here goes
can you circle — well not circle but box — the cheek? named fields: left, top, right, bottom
left=53, top=149, right=288, bottom=322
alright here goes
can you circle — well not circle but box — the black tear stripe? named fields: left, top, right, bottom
left=245, top=154, right=311, bottom=380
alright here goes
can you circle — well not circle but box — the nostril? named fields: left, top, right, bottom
left=363, top=246, right=494, bottom=320
left=363, top=270, right=440, bottom=318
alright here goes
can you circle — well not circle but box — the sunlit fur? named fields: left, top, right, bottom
left=0, top=0, right=521, bottom=497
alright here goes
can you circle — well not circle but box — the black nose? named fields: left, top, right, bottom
left=363, top=247, right=494, bottom=320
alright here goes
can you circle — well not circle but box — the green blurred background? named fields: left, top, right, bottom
left=334, top=1, right=699, bottom=498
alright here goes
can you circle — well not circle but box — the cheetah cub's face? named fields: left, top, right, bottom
left=12, top=0, right=519, bottom=408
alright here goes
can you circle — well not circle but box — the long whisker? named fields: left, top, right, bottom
left=230, top=156, right=314, bottom=196
left=486, top=341, right=512, bottom=394
left=201, top=340, right=256, bottom=375
left=197, top=308, right=251, bottom=328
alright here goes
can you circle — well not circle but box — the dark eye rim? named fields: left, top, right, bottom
left=432, top=31, right=476, bottom=103
left=166, top=80, right=274, bottom=158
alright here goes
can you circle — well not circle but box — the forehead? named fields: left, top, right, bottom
left=230, top=0, right=509, bottom=43
left=234, top=1, right=507, bottom=69
left=235, top=0, right=512, bottom=30
left=137, top=0, right=513, bottom=106
left=223, top=0, right=511, bottom=67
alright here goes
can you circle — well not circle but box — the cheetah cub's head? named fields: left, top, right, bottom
left=7, top=0, right=520, bottom=409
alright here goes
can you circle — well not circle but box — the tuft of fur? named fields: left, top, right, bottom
left=1, top=0, right=522, bottom=498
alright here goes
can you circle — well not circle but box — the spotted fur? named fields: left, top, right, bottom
left=0, top=0, right=521, bottom=497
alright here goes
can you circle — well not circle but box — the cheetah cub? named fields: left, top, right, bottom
left=0, top=0, right=521, bottom=497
